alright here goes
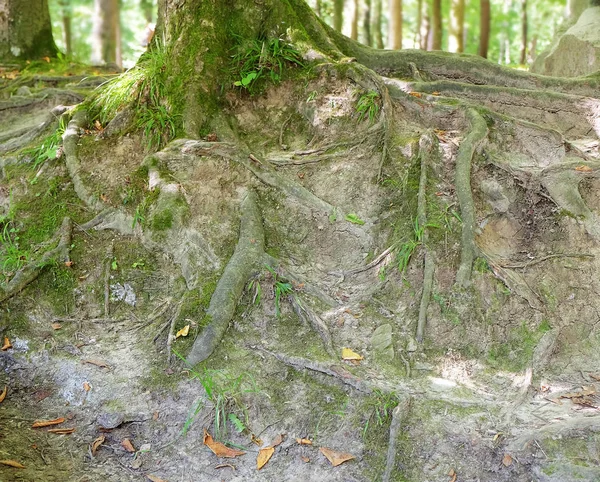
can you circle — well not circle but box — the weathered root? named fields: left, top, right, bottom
left=0, top=89, right=84, bottom=111
left=104, top=242, right=113, bottom=317
left=416, top=133, right=438, bottom=343
left=0, top=217, right=72, bottom=303
left=186, top=189, right=265, bottom=365
left=455, top=108, right=488, bottom=288
left=290, top=297, right=336, bottom=358
left=382, top=395, right=412, bottom=482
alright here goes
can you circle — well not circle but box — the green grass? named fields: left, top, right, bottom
left=356, top=90, right=380, bottom=123
left=20, top=115, right=68, bottom=171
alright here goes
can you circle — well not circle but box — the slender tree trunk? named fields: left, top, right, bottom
left=60, top=0, right=73, bottom=57
left=91, top=0, right=121, bottom=67
left=415, top=0, right=423, bottom=48
left=363, top=0, right=372, bottom=46
left=350, top=0, right=359, bottom=40
left=448, top=0, right=465, bottom=52
left=372, top=0, right=384, bottom=49
left=423, top=10, right=432, bottom=50
left=140, top=0, right=154, bottom=23
left=519, top=0, right=527, bottom=64
left=389, top=0, right=403, bottom=50
left=432, top=0, right=442, bottom=50
left=334, top=0, right=344, bottom=32
left=478, top=0, right=491, bottom=58
left=0, top=0, right=58, bottom=60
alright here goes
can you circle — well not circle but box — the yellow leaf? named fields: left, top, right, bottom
left=146, top=475, right=168, bottom=482
left=319, top=447, right=355, bottom=467
left=296, top=438, right=312, bottom=445
left=409, top=92, right=422, bottom=98
left=301, top=456, right=310, bottom=463
left=91, top=435, right=105, bottom=455
left=257, top=446, right=274, bottom=470
left=203, top=429, right=245, bottom=458
left=502, top=453, right=513, bottom=467
left=1, top=337, right=12, bottom=351
left=575, top=165, right=593, bottom=172
left=121, top=438, right=135, bottom=452
left=83, top=382, right=91, bottom=392
left=0, top=386, right=7, bottom=404
left=32, top=417, right=65, bottom=428
left=51, top=323, right=62, bottom=330
left=341, top=348, right=364, bottom=361
left=0, top=460, right=25, bottom=469
left=175, top=325, right=190, bottom=338
left=42, top=56, right=50, bottom=63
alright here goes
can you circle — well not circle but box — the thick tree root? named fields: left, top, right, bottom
left=455, top=109, right=488, bottom=288
left=0, top=217, right=72, bottom=303
left=382, top=395, right=412, bottom=482
left=186, top=189, right=265, bottom=365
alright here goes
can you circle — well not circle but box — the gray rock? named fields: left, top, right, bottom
left=480, top=179, right=510, bottom=213
left=406, top=336, right=418, bottom=353
left=110, top=282, right=136, bottom=306
left=16, top=86, right=32, bottom=96
left=371, top=323, right=394, bottom=359
left=97, top=412, right=124, bottom=429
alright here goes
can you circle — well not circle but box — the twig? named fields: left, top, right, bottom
left=279, top=113, right=293, bottom=150
left=104, top=241, right=114, bottom=317
left=382, top=396, right=412, bottom=482
left=500, top=253, right=594, bottom=269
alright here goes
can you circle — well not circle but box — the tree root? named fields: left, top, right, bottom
left=382, top=395, right=412, bottom=482
left=455, top=108, right=488, bottom=288
left=0, top=217, right=72, bottom=303
left=290, top=297, right=336, bottom=358
left=186, top=189, right=265, bottom=365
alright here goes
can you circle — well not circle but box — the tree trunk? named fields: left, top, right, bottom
left=421, top=8, right=431, bottom=49
left=372, top=0, right=384, bottom=49
left=140, top=0, right=154, bottom=23
left=350, top=0, right=359, bottom=40
left=334, top=0, right=344, bottom=31
left=448, top=0, right=465, bottom=53
left=519, top=0, right=527, bottom=64
left=415, top=0, right=423, bottom=48
left=432, top=0, right=442, bottom=50
left=479, top=0, right=491, bottom=58
left=60, top=0, right=73, bottom=57
left=314, top=0, right=322, bottom=17
left=363, top=0, right=372, bottom=46
left=91, top=0, right=121, bottom=67
left=389, top=0, right=402, bottom=50
left=0, top=0, right=58, bottom=60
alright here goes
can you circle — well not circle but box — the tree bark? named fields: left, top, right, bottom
left=448, top=0, right=465, bottom=53
left=60, top=0, right=73, bottom=57
left=140, top=0, right=154, bottom=23
left=350, top=0, right=359, bottom=40
left=389, top=0, right=403, bottom=50
left=334, top=0, right=344, bottom=32
left=0, top=0, right=58, bottom=60
left=415, top=0, right=423, bottom=49
left=91, top=0, right=121, bottom=67
left=372, top=0, right=384, bottom=49
left=479, top=0, right=491, bottom=58
left=363, top=0, right=372, bottom=46
left=519, top=0, right=527, bottom=64
left=432, top=0, right=442, bottom=50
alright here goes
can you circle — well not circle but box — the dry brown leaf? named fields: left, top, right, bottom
left=319, top=447, right=355, bottom=467
left=175, top=325, right=190, bottom=338
left=153, top=411, right=159, bottom=421
left=590, top=374, right=600, bottom=382
left=146, top=475, right=168, bottom=482
left=257, top=446, right=275, bottom=470
left=575, top=165, right=593, bottom=172
left=448, top=468, right=456, bottom=476
left=48, top=427, right=75, bottom=434
left=51, top=322, right=62, bottom=330
left=83, top=359, right=110, bottom=369
left=0, top=386, right=7, bottom=404
left=122, top=438, right=135, bottom=452
left=296, top=438, right=312, bottom=445
left=214, top=464, right=235, bottom=470
left=301, top=456, right=310, bottom=463
left=2, top=337, right=12, bottom=351
left=502, top=453, right=513, bottom=467
left=409, top=92, right=422, bottom=98
left=203, top=429, right=245, bottom=458
left=251, top=434, right=263, bottom=446
left=100, top=194, right=109, bottom=203
left=341, top=347, right=364, bottom=361
left=0, top=460, right=25, bottom=469
left=432, top=91, right=441, bottom=96
left=272, top=433, right=285, bottom=447
left=91, top=435, right=105, bottom=455
left=32, top=417, right=65, bottom=428
left=561, top=387, right=596, bottom=399
left=83, top=382, right=91, bottom=392
left=449, top=472, right=457, bottom=482
left=64, top=260, right=74, bottom=267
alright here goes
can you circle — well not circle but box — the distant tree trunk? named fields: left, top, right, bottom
left=350, top=0, right=359, bottom=40
left=140, top=0, right=154, bottom=23
left=422, top=10, right=432, bottom=50
left=415, top=0, right=423, bottom=48
left=60, top=0, right=73, bottom=57
left=372, top=0, right=384, bottom=48
left=334, top=0, right=344, bottom=31
left=528, top=34, right=537, bottom=63
left=478, top=0, right=491, bottom=58
left=0, top=0, right=58, bottom=60
left=389, top=0, right=403, bottom=50
left=448, top=0, right=465, bottom=52
left=315, top=0, right=322, bottom=17
left=432, top=0, right=442, bottom=50
left=91, top=0, right=121, bottom=67
left=519, top=0, right=527, bottom=64
left=363, top=0, right=372, bottom=46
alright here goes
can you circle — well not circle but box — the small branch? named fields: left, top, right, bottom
left=499, top=253, right=594, bottom=269
left=279, top=113, right=293, bottom=150
left=382, top=395, right=412, bottom=482
left=104, top=241, right=114, bottom=317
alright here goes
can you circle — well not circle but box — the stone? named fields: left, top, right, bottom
left=480, top=179, right=510, bottom=213
left=406, top=336, right=418, bottom=353
left=371, top=323, right=394, bottom=359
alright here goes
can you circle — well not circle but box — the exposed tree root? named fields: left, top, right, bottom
left=500, top=253, right=594, bottom=269
left=186, top=189, right=265, bottom=365
left=290, top=296, right=336, bottom=358
left=0, top=89, right=84, bottom=111
left=383, top=395, right=412, bottom=482
left=0, top=217, right=72, bottom=303
left=455, top=108, right=488, bottom=288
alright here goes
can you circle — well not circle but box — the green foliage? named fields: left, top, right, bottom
left=396, top=217, right=438, bottom=273
left=136, top=104, right=177, bottom=150
left=21, top=116, right=68, bottom=171
left=345, top=213, right=365, bottom=225
left=265, top=264, right=294, bottom=317
left=231, top=37, right=303, bottom=93
left=362, top=390, right=399, bottom=438
left=0, top=221, right=27, bottom=280
left=356, top=91, right=380, bottom=123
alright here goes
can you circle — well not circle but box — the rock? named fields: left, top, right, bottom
left=413, top=362, right=435, bottom=371
left=16, top=86, right=31, bottom=96
left=371, top=323, right=394, bottom=359
left=110, top=282, right=136, bottom=306
left=406, top=336, right=418, bottom=353
left=531, top=7, right=600, bottom=77
left=480, top=179, right=510, bottom=213
left=97, top=412, right=124, bottom=429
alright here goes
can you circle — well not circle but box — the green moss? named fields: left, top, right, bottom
left=487, top=320, right=550, bottom=372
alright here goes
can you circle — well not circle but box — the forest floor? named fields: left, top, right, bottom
left=1, top=57, right=600, bottom=482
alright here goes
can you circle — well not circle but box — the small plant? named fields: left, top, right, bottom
left=356, top=90, right=380, bottom=123
left=136, top=104, right=178, bottom=151
left=21, top=115, right=68, bottom=170
left=0, top=221, right=27, bottom=277
left=265, top=264, right=294, bottom=317
left=231, top=37, right=303, bottom=93
left=247, top=278, right=262, bottom=305
left=396, top=217, right=438, bottom=273
left=362, top=390, right=399, bottom=438
left=345, top=213, right=365, bottom=225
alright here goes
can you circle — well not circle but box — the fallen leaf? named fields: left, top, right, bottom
left=91, top=435, right=105, bottom=455
left=175, top=325, right=190, bottom=338
left=214, top=464, right=235, bottom=470
left=122, top=438, right=135, bottom=452
left=251, top=434, right=263, bottom=446
left=492, top=432, right=504, bottom=442
left=83, top=359, right=110, bottom=369
left=203, top=429, right=245, bottom=458
left=432, top=91, right=441, bottom=96
left=296, top=438, right=312, bottom=445
left=2, top=337, right=12, bottom=351
left=448, top=468, right=456, bottom=476
left=561, top=387, right=596, bottom=399
left=83, top=382, right=91, bottom=392
left=64, top=260, right=74, bottom=267
left=100, top=193, right=109, bottom=203
left=33, top=389, right=52, bottom=402
left=51, top=323, right=62, bottom=330
left=319, top=447, right=354, bottom=467
left=257, top=446, right=274, bottom=470
left=146, top=475, right=168, bottom=482
left=409, top=92, right=422, bottom=98
left=94, top=120, right=103, bottom=131
left=0, top=460, right=25, bottom=469
left=153, top=411, right=159, bottom=421
left=341, top=347, right=364, bottom=361
left=42, top=56, right=51, bottom=63
left=590, top=374, right=600, bottom=381
left=272, top=433, right=285, bottom=447
left=0, top=386, right=7, bottom=403
left=32, top=417, right=66, bottom=428
left=575, top=165, right=593, bottom=172
left=502, top=453, right=513, bottom=467
left=48, top=427, right=75, bottom=434
left=301, top=456, right=310, bottom=463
